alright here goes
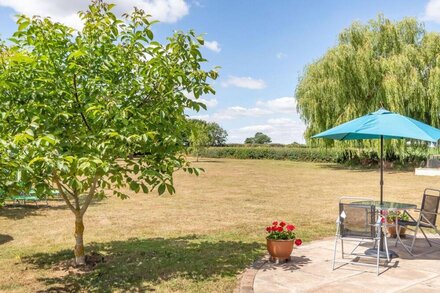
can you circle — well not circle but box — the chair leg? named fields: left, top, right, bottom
left=376, top=239, right=380, bottom=276
left=383, top=233, right=390, bottom=262
left=419, top=227, right=432, bottom=247
left=332, top=236, right=338, bottom=271
left=394, top=221, right=400, bottom=247
left=341, top=239, right=344, bottom=259
left=409, top=223, right=421, bottom=252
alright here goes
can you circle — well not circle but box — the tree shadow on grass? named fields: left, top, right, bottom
left=316, top=163, right=378, bottom=173
left=24, top=235, right=264, bottom=292
left=317, top=163, right=414, bottom=174
left=0, top=200, right=104, bottom=220
left=0, top=204, right=69, bottom=220
left=0, top=234, right=13, bottom=245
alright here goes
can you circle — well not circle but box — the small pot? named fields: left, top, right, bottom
left=387, top=221, right=406, bottom=238
left=266, top=239, right=295, bottom=263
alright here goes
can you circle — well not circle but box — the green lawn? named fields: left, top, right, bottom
left=1, top=158, right=438, bottom=292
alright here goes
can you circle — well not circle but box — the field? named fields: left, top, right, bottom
left=1, top=158, right=439, bottom=292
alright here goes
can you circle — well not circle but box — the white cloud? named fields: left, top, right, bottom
left=0, top=0, right=189, bottom=29
left=256, top=97, right=297, bottom=113
left=276, top=52, right=287, bottom=59
left=188, top=106, right=271, bottom=123
left=221, top=76, right=266, bottom=90
left=196, top=96, right=298, bottom=123
left=230, top=117, right=306, bottom=144
left=198, top=98, right=218, bottom=108
left=211, top=106, right=271, bottom=121
left=204, top=40, right=221, bottom=52
left=267, top=117, right=295, bottom=125
left=236, top=124, right=273, bottom=133
left=188, top=114, right=210, bottom=120
left=192, top=0, right=203, bottom=7
left=424, top=0, right=440, bottom=23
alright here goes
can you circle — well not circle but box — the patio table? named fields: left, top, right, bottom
left=354, top=201, right=417, bottom=259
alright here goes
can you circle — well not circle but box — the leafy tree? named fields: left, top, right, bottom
left=296, top=15, right=440, bottom=151
left=244, top=137, right=255, bottom=144
left=188, top=122, right=210, bottom=161
left=206, top=122, right=228, bottom=146
left=188, top=119, right=228, bottom=146
left=244, top=132, right=272, bottom=144
left=0, top=1, right=217, bottom=265
left=254, top=132, right=272, bottom=144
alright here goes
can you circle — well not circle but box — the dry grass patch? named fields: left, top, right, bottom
left=0, top=158, right=438, bottom=292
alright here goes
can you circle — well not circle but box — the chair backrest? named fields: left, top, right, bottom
left=339, top=201, right=376, bottom=239
left=421, top=188, right=440, bottom=227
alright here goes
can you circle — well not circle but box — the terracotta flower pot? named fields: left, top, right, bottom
left=387, top=221, right=406, bottom=238
left=266, top=239, right=295, bottom=262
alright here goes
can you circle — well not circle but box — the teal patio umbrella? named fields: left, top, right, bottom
left=313, top=108, right=440, bottom=204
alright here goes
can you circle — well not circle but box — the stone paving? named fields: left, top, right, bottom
left=252, top=234, right=440, bottom=292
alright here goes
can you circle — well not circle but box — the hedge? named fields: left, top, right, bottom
left=197, top=146, right=432, bottom=167
left=198, top=147, right=338, bottom=162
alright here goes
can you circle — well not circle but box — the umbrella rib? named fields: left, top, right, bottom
left=339, top=133, right=351, bottom=141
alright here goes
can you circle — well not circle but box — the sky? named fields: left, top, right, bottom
left=2, top=0, right=440, bottom=143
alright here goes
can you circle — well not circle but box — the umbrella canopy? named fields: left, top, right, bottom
left=312, top=109, right=440, bottom=142
left=312, top=108, right=440, bottom=204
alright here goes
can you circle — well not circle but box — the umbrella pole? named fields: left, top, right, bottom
left=379, top=135, right=387, bottom=256
left=380, top=135, right=384, bottom=205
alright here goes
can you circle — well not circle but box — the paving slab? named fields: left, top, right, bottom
left=251, top=234, right=440, bottom=293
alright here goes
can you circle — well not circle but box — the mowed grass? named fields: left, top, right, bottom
left=1, top=158, right=439, bottom=292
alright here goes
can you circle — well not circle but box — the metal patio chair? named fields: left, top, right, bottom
left=396, top=188, right=440, bottom=254
left=333, top=197, right=389, bottom=276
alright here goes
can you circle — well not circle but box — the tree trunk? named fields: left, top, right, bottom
left=196, top=152, right=199, bottom=162
left=74, top=214, right=86, bottom=265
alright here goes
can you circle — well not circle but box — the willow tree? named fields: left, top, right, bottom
left=0, top=1, right=217, bottom=265
left=296, top=15, right=440, bottom=150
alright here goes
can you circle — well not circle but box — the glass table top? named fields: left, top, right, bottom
left=352, top=200, right=417, bottom=210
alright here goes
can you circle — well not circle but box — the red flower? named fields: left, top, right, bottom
left=266, top=226, right=271, bottom=232
left=277, top=227, right=283, bottom=232
left=280, top=221, right=286, bottom=227
left=286, top=224, right=295, bottom=231
left=272, top=221, right=278, bottom=226
left=381, top=217, right=385, bottom=223
left=271, top=226, right=277, bottom=231
left=295, top=239, right=302, bottom=246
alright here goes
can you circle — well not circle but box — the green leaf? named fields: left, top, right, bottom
left=129, top=181, right=140, bottom=193
left=18, top=21, right=29, bottom=31
left=24, top=129, right=34, bottom=137
left=10, top=52, right=33, bottom=63
left=146, top=29, right=154, bottom=40
left=67, top=50, right=86, bottom=60
left=196, top=35, right=204, bottom=45
left=158, top=183, right=166, bottom=195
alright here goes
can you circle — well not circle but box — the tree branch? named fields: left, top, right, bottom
left=57, top=180, right=75, bottom=197
left=53, top=175, right=78, bottom=215
left=80, top=176, right=99, bottom=217
left=73, top=74, right=93, bottom=132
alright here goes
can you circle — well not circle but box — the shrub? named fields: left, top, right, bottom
left=198, top=147, right=339, bottom=162
left=197, top=146, right=432, bottom=167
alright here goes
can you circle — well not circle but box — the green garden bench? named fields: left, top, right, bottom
left=8, top=192, right=48, bottom=206
left=7, top=189, right=59, bottom=207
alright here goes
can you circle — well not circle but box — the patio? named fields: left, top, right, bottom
left=246, top=234, right=440, bottom=292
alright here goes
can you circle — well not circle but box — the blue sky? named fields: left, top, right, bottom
left=1, top=0, right=440, bottom=143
